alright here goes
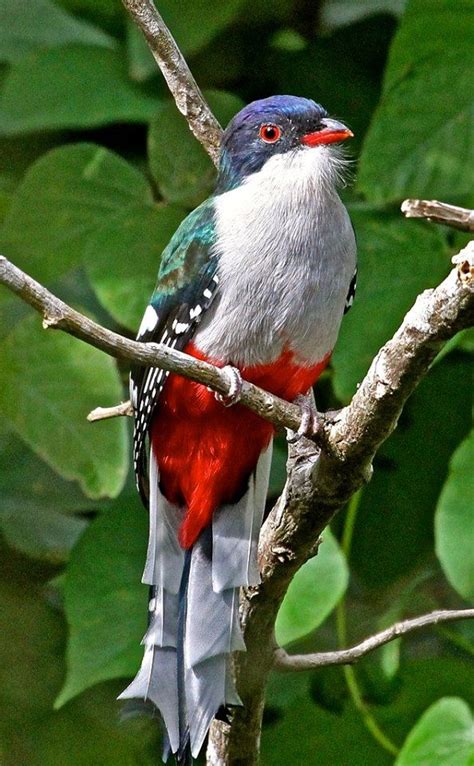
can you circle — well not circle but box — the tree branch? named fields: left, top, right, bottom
left=401, top=198, right=474, bottom=232
left=81, top=197, right=474, bottom=425
left=1, top=231, right=473, bottom=764
left=3, top=1, right=470, bottom=760
left=122, top=0, right=222, bottom=165
left=274, top=609, right=474, bottom=671
left=207, top=240, right=474, bottom=764
left=0, top=254, right=307, bottom=435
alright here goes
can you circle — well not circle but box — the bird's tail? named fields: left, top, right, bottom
left=119, top=441, right=273, bottom=761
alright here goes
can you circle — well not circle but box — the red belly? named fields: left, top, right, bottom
left=151, top=343, right=330, bottom=548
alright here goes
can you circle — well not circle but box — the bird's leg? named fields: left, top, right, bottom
left=288, top=393, right=344, bottom=443
left=215, top=365, right=243, bottom=407
left=287, top=392, right=324, bottom=443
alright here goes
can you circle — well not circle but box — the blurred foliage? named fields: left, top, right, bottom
left=0, top=0, right=472, bottom=764
left=275, top=529, right=349, bottom=646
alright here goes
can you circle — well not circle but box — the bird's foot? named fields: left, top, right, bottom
left=287, top=393, right=323, bottom=443
left=215, top=365, right=243, bottom=407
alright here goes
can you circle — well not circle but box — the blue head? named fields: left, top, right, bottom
left=216, top=95, right=352, bottom=193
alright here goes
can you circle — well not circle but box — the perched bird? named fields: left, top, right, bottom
left=120, top=95, right=357, bottom=763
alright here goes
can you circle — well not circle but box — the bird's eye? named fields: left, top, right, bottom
left=259, top=124, right=282, bottom=143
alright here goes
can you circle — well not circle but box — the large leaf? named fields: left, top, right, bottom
left=358, top=1, right=474, bottom=204
left=0, top=431, right=96, bottom=562
left=148, top=90, right=244, bottom=208
left=84, top=203, right=186, bottom=330
left=0, top=141, right=180, bottom=332
left=435, top=431, right=474, bottom=602
left=0, top=143, right=153, bottom=282
left=395, top=697, right=474, bottom=766
left=0, top=314, right=128, bottom=499
left=332, top=209, right=448, bottom=401
left=57, top=496, right=148, bottom=706
left=0, top=0, right=114, bottom=64
left=275, top=529, right=348, bottom=646
left=126, top=17, right=157, bottom=83
left=0, top=46, right=160, bottom=135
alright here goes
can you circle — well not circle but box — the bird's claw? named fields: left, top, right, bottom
left=215, top=365, right=243, bottom=407
left=287, top=393, right=322, bottom=443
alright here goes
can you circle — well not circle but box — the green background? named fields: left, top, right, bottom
left=0, top=0, right=472, bottom=764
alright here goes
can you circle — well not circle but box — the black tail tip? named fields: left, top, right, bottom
left=175, top=741, right=192, bottom=766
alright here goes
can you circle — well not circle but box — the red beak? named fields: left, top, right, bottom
left=301, top=118, right=353, bottom=146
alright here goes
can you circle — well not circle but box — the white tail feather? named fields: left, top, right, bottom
left=120, top=440, right=273, bottom=759
left=211, top=442, right=272, bottom=592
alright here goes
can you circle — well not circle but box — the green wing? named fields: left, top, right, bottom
left=130, top=198, right=219, bottom=503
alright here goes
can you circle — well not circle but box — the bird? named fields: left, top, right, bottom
left=119, top=94, right=357, bottom=763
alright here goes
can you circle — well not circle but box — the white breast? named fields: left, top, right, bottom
left=194, top=146, right=357, bottom=368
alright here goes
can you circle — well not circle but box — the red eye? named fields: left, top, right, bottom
left=259, top=124, right=282, bottom=143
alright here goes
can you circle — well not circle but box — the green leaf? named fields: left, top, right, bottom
left=0, top=0, right=115, bottom=64
left=0, top=314, right=128, bottom=499
left=58, top=496, right=148, bottom=706
left=84, top=203, right=186, bottom=330
left=125, top=17, right=157, bottom=83
left=332, top=209, right=448, bottom=401
left=0, top=431, right=92, bottom=562
left=395, top=697, right=474, bottom=766
left=358, top=1, right=474, bottom=204
left=148, top=90, right=244, bottom=208
left=0, top=143, right=153, bottom=282
left=0, top=46, right=160, bottom=135
left=0, top=141, right=175, bottom=332
left=435, top=431, right=474, bottom=601
left=275, top=529, right=348, bottom=646
left=157, top=0, right=244, bottom=56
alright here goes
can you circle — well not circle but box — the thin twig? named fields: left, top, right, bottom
left=274, top=608, right=474, bottom=670
left=88, top=401, right=132, bottom=421
left=87, top=401, right=134, bottom=421
left=401, top=199, right=474, bottom=232
left=122, top=0, right=222, bottom=165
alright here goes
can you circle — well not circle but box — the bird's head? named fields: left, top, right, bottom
left=216, top=95, right=353, bottom=193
